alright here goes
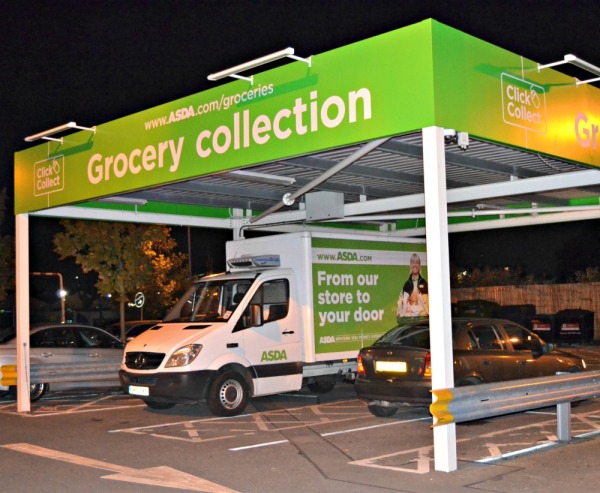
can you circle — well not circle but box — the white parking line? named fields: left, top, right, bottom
left=350, top=444, right=436, bottom=474
left=25, top=403, right=147, bottom=417
left=322, top=416, right=430, bottom=437
left=476, top=421, right=600, bottom=462
left=476, top=441, right=557, bottom=462
left=109, top=415, right=231, bottom=433
left=229, top=440, right=290, bottom=451
left=0, top=393, right=146, bottom=417
left=229, top=416, right=430, bottom=451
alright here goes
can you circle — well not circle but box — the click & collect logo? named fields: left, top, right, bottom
left=501, top=73, right=547, bottom=133
left=34, top=156, right=65, bottom=197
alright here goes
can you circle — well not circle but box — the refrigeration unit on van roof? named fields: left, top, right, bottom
left=227, top=254, right=281, bottom=270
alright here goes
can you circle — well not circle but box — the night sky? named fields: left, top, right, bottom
left=2, top=0, right=600, bottom=284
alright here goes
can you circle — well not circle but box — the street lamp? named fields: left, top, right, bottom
left=31, top=272, right=66, bottom=323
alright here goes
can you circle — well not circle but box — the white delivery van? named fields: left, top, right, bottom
left=119, top=231, right=426, bottom=416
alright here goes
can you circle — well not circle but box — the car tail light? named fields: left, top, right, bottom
left=357, top=353, right=365, bottom=375
left=423, top=352, right=432, bottom=378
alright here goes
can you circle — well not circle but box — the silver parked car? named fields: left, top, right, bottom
left=0, top=324, right=124, bottom=401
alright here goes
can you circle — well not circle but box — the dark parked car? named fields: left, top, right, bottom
left=0, top=323, right=124, bottom=402
left=354, top=318, right=587, bottom=417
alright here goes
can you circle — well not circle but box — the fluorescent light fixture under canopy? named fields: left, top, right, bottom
left=228, top=170, right=296, bottom=185
left=538, top=54, right=600, bottom=85
left=25, top=121, right=96, bottom=144
left=96, top=197, right=148, bottom=206
left=208, top=47, right=311, bottom=84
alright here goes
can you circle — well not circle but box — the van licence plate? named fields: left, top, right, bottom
left=129, top=385, right=150, bottom=396
left=375, top=361, right=407, bottom=373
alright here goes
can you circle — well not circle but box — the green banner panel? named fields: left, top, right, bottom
left=310, top=237, right=427, bottom=354
left=15, top=19, right=600, bottom=215
left=431, top=22, right=600, bottom=167
left=15, top=20, right=436, bottom=214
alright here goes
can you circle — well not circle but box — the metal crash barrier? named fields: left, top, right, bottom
left=430, top=370, right=600, bottom=442
left=1, top=362, right=119, bottom=386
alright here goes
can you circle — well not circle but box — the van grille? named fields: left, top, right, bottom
left=125, top=352, right=165, bottom=370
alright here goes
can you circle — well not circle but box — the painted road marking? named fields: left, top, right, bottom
left=350, top=445, right=435, bottom=474
left=111, top=399, right=374, bottom=445
left=321, top=416, right=430, bottom=437
left=476, top=428, right=600, bottom=463
left=229, top=416, right=430, bottom=451
left=476, top=442, right=556, bottom=463
left=111, top=401, right=426, bottom=450
left=2, top=443, right=239, bottom=492
left=229, top=440, right=289, bottom=451
left=0, top=391, right=145, bottom=417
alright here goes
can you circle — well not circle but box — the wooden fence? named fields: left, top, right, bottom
left=452, top=283, right=600, bottom=342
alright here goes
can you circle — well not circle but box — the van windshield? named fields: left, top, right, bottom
left=164, top=279, right=253, bottom=323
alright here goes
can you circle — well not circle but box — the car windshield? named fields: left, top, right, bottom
left=164, top=278, right=253, bottom=323
left=374, top=323, right=431, bottom=349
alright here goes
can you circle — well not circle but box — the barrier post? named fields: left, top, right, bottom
left=556, top=402, right=571, bottom=442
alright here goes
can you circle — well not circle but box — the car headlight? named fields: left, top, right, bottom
left=165, top=344, right=203, bottom=367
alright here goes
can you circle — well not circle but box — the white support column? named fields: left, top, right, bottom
left=422, top=126, right=457, bottom=472
left=15, top=213, right=31, bottom=413
left=230, top=208, right=252, bottom=240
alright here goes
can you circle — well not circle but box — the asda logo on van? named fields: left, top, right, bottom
left=261, top=350, right=288, bottom=362
left=316, top=251, right=373, bottom=262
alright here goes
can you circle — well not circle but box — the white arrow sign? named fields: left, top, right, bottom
left=2, top=443, right=239, bottom=492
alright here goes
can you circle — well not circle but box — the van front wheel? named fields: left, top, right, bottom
left=206, top=371, right=248, bottom=417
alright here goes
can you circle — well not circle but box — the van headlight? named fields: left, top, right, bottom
left=165, top=344, right=203, bottom=367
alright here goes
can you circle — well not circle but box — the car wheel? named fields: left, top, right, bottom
left=206, top=371, right=248, bottom=417
left=458, top=377, right=482, bottom=386
left=368, top=404, right=397, bottom=418
left=9, top=383, right=48, bottom=402
left=307, top=380, right=335, bottom=393
left=30, top=383, right=48, bottom=401
left=143, top=400, right=176, bottom=410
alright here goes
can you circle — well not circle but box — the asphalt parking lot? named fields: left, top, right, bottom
left=1, top=344, right=600, bottom=492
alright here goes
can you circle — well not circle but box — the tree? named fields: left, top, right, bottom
left=137, top=232, right=190, bottom=319
left=450, top=264, right=536, bottom=288
left=53, top=220, right=188, bottom=341
left=0, top=188, right=15, bottom=303
left=573, top=266, right=600, bottom=283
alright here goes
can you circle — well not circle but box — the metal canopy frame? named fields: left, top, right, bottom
left=15, top=19, right=600, bottom=473
left=29, top=129, right=600, bottom=472
left=33, top=131, right=600, bottom=235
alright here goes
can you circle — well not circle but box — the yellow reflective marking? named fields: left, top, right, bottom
left=0, top=364, right=17, bottom=386
left=429, top=388, right=454, bottom=426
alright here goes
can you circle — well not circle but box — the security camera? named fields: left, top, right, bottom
left=457, top=132, right=469, bottom=150
left=443, top=129, right=457, bottom=145
left=443, top=129, right=469, bottom=150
